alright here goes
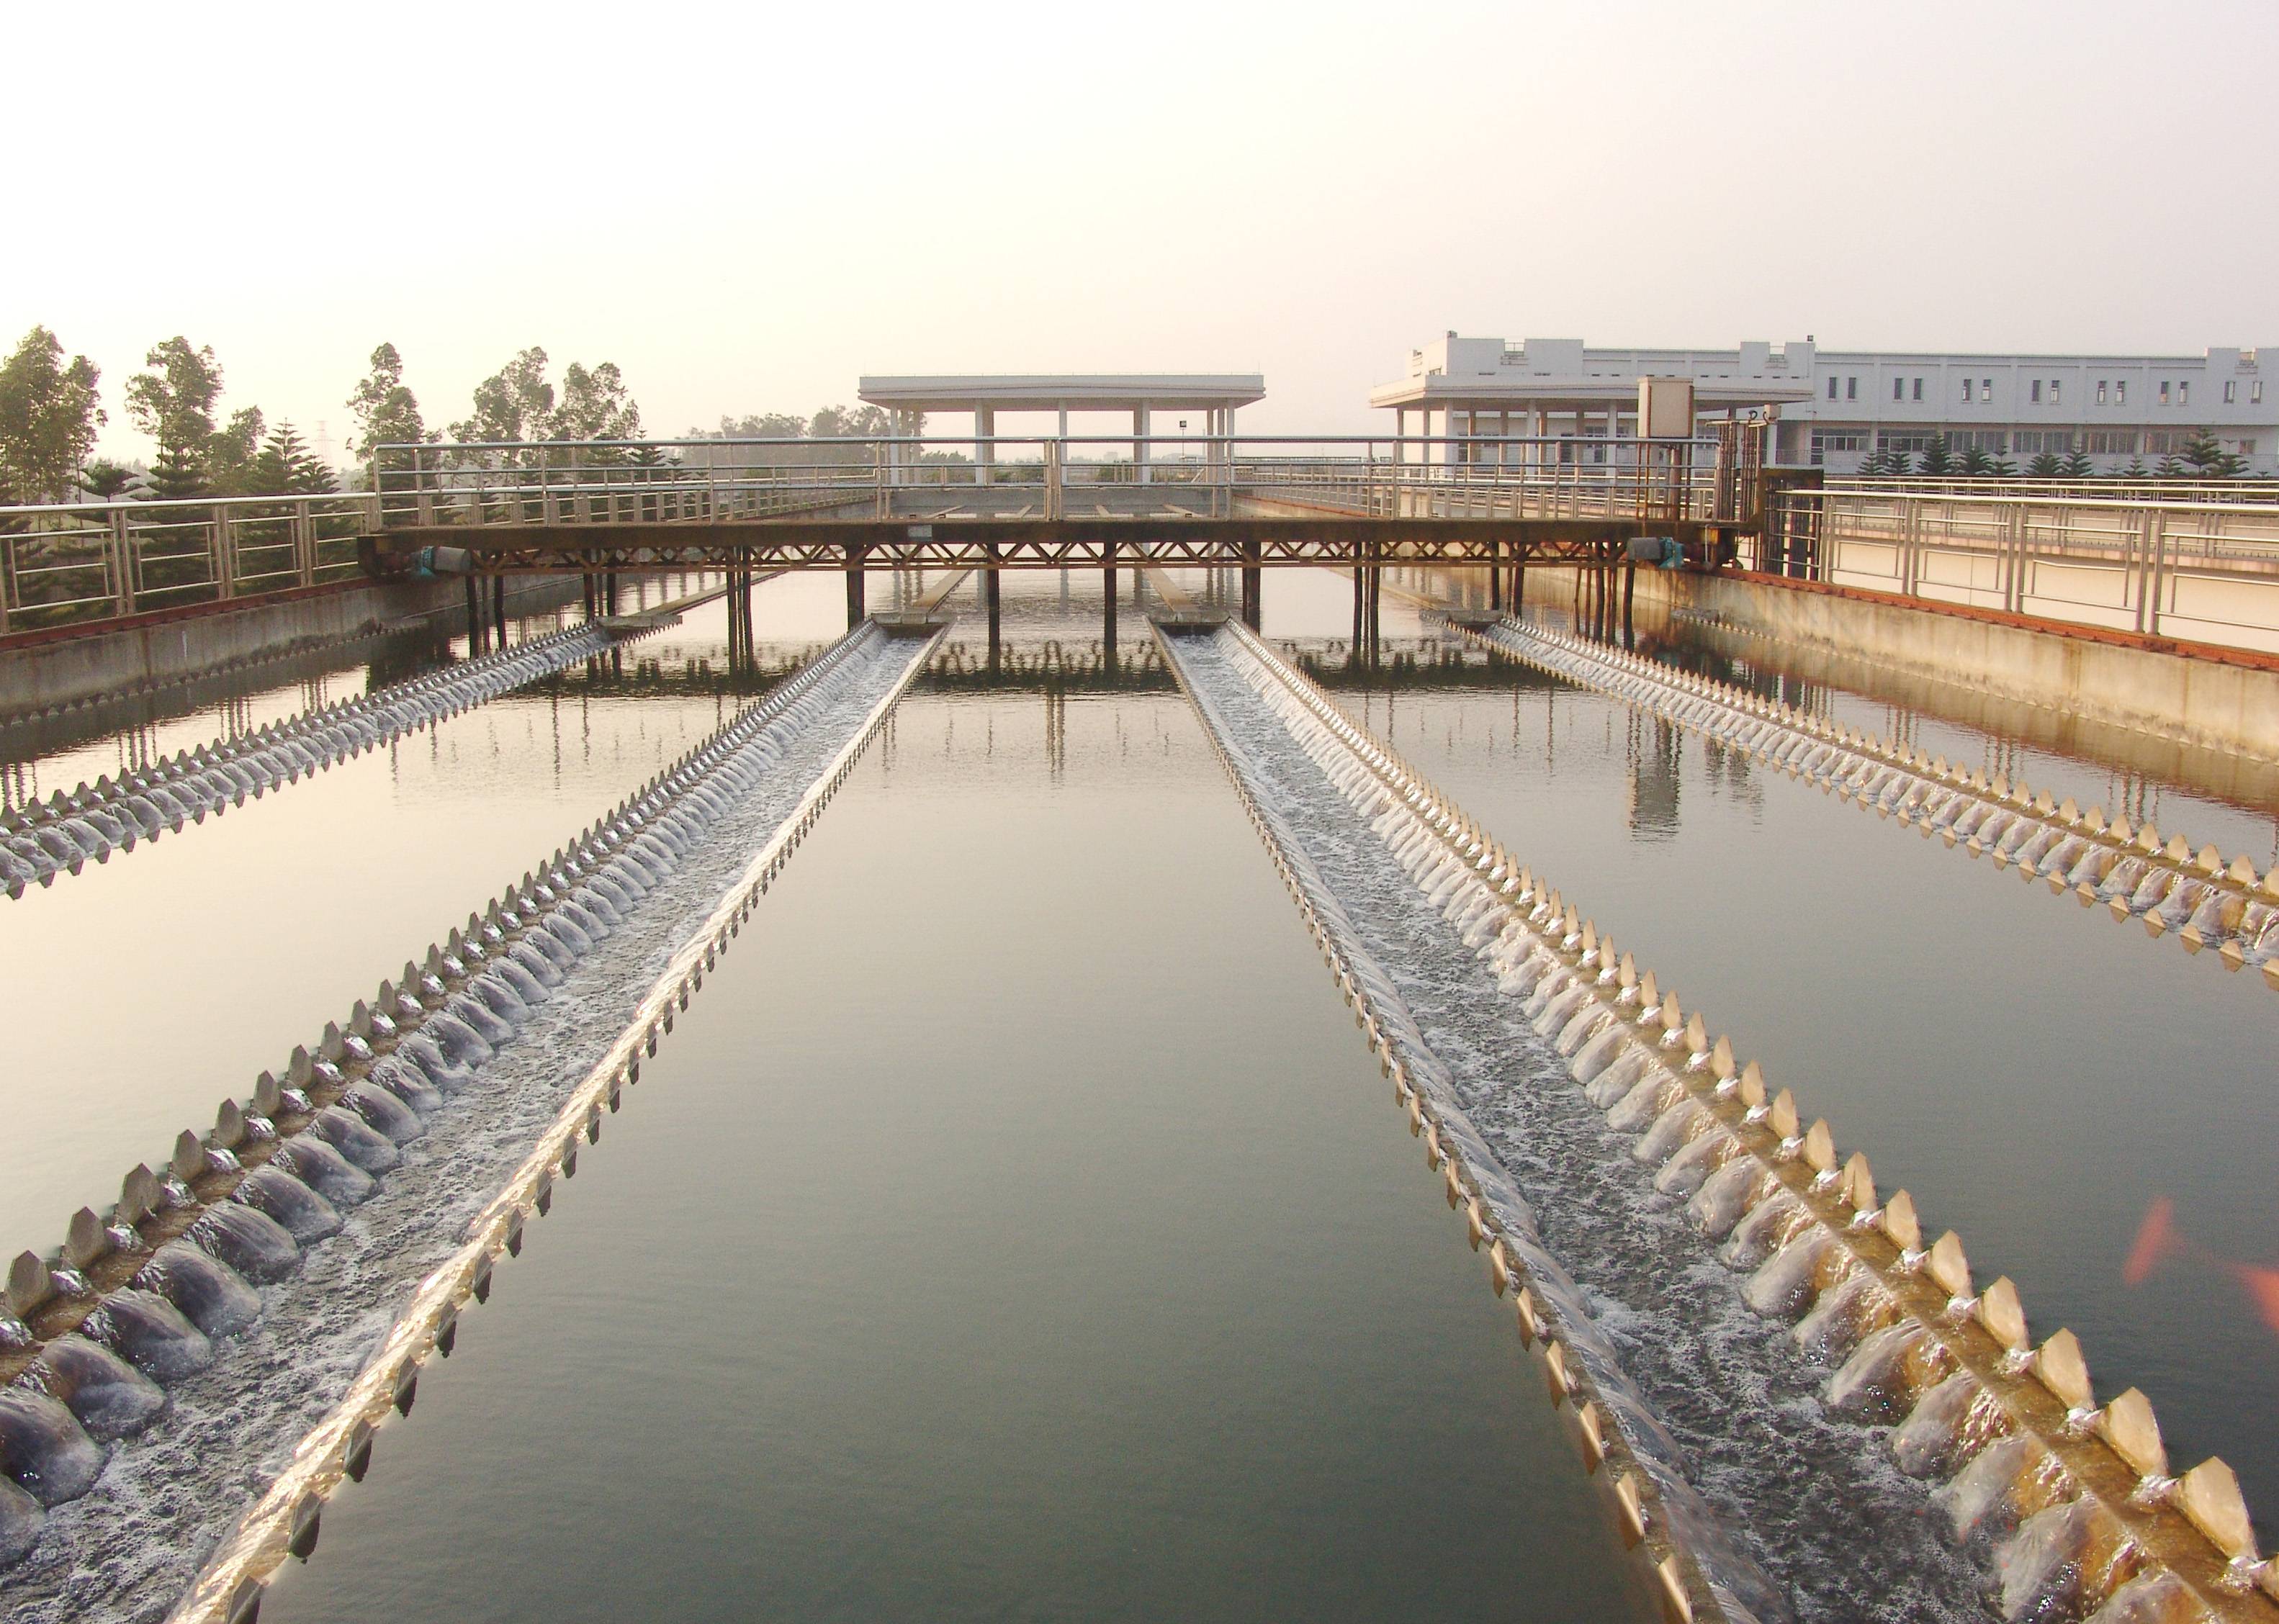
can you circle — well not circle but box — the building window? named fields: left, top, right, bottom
left=1808, top=429, right=1865, bottom=466
left=2253, top=382, right=2265, bottom=405
left=1912, top=378, right=1923, bottom=401
left=2237, top=440, right=2257, bottom=456
left=2081, top=430, right=2135, bottom=455
left=2225, top=380, right=2238, bottom=404
left=2116, top=380, right=2127, bottom=405
left=1893, top=376, right=1905, bottom=402
left=2096, top=381, right=2107, bottom=405
left=2049, top=379, right=2060, bottom=404
left=1982, top=378, right=1993, bottom=400
left=1827, top=376, right=1838, bottom=400
left=2179, top=382, right=2189, bottom=405
left=2159, top=381, right=2170, bottom=405
left=2031, top=381, right=2042, bottom=404
left=1962, top=379, right=1974, bottom=403
left=1846, top=376, right=1858, bottom=400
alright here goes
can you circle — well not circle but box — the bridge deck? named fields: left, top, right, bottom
left=366, top=515, right=1695, bottom=574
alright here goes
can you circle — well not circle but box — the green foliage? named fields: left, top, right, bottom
left=80, top=458, right=138, bottom=500
left=553, top=361, right=642, bottom=443
left=346, top=343, right=433, bottom=469
left=706, top=405, right=891, bottom=466
left=2178, top=430, right=2249, bottom=478
left=809, top=404, right=891, bottom=440
left=2120, top=458, right=2149, bottom=479
left=147, top=441, right=207, bottom=502
left=2026, top=452, right=2063, bottom=479
left=248, top=422, right=338, bottom=495
left=450, top=346, right=554, bottom=456
left=2156, top=453, right=2189, bottom=478
left=1916, top=434, right=1956, bottom=476
left=2061, top=450, right=2094, bottom=479
left=718, top=412, right=809, bottom=438
left=1989, top=456, right=2019, bottom=479
left=1857, top=447, right=1907, bottom=476
left=207, top=405, right=266, bottom=495
left=0, top=326, right=105, bottom=505
left=1959, top=446, right=1995, bottom=477
left=450, top=348, right=645, bottom=466
left=125, top=337, right=223, bottom=488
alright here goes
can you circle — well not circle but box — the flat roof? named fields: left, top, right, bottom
left=859, top=374, right=1265, bottom=412
left=1370, top=376, right=1813, bottom=409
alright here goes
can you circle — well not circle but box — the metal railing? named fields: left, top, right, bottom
left=1758, top=480, right=2279, bottom=652
left=0, top=492, right=377, bottom=636
left=367, top=433, right=1739, bottom=529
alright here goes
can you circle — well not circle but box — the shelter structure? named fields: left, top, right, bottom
left=856, top=374, right=1264, bottom=483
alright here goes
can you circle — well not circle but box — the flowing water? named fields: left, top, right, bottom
left=1321, top=573, right=2279, bottom=1541
left=2, top=564, right=2271, bottom=1620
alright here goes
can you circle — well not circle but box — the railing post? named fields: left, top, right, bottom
left=207, top=510, right=223, bottom=602
left=2131, top=510, right=2152, bottom=635
left=2147, top=512, right=2166, bottom=637
left=294, top=500, right=316, bottom=587
left=110, top=506, right=135, bottom=615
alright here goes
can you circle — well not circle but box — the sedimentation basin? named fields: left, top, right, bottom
left=0, top=565, right=2270, bottom=1622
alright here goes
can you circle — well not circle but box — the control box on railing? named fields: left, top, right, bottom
left=1638, top=377, right=1695, bottom=439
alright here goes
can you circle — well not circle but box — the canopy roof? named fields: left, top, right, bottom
left=858, top=374, right=1265, bottom=413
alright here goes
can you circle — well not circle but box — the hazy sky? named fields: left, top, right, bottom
left=12, top=0, right=2275, bottom=463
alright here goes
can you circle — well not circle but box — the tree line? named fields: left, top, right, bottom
left=0, top=328, right=662, bottom=507
left=1856, top=430, right=2254, bottom=479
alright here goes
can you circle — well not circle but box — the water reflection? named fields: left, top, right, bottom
left=250, top=603, right=1652, bottom=1624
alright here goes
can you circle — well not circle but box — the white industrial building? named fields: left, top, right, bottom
left=1371, top=335, right=2277, bottom=474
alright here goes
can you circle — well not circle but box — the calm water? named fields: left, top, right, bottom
left=254, top=585, right=1649, bottom=1624
left=4, top=562, right=2272, bottom=1616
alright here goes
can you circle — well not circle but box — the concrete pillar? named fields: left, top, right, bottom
left=1102, top=538, right=1119, bottom=665
left=976, top=407, right=995, bottom=487
left=1134, top=405, right=1152, bottom=484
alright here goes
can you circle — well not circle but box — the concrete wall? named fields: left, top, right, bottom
left=1518, top=564, right=2279, bottom=764
left=1, top=575, right=581, bottom=723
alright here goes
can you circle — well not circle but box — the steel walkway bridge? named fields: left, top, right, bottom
left=346, top=429, right=1766, bottom=629
left=14, top=422, right=2279, bottom=652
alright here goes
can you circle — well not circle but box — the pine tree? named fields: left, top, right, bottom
left=80, top=458, right=137, bottom=500
left=2179, top=430, right=2249, bottom=478
left=1990, top=456, right=2019, bottom=479
left=1960, top=446, right=1995, bottom=477
left=248, top=423, right=338, bottom=495
left=2062, top=451, right=2094, bottom=479
left=1918, top=435, right=1956, bottom=476
left=147, top=441, right=207, bottom=502
left=2121, top=458, right=2149, bottom=479
left=2027, top=452, right=2063, bottom=479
